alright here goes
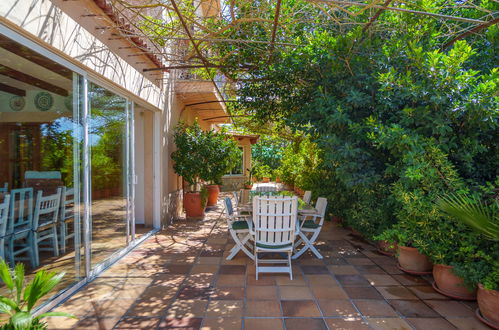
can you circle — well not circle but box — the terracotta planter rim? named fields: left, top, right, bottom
left=432, top=281, right=476, bottom=301
left=478, top=283, right=499, bottom=295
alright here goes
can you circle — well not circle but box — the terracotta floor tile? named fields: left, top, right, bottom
left=158, top=317, right=203, bottom=329
left=72, top=317, right=121, bottom=330
left=346, top=258, right=375, bottom=265
left=324, top=257, right=349, bottom=265
left=378, top=264, right=404, bottom=275
left=216, top=274, right=246, bottom=287
left=388, top=299, right=439, bottom=318
left=245, top=300, right=282, bottom=317
left=244, top=318, right=284, bottom=330
left=85, top=298, right=136, bottom=318
left=328, top=265, right=359, bottom=275
left=391, top=274, right=429, bottom=286
left=284, top=318, right=327, bottom=330
left=407, top=285, right=449, bottom=300
left=406, top=317, right=456, bottom=330
left=114, top=317, right=161, bottom=329
left=446, top=317, right=491, bottom=330
left=301, top=265, right=330, bottom=274
left=165, top=264, right=193, bottom=274
left=335, top=274, right=371, bottom=287
left=363, top=274, right=400, bottom=287
left=274, top=276, right=306, bottom=287
left=343, top=287, right=384, bottom=300
left=247, top=274, right=276, bottom=286
left=197, top=257, right=222, bottom=265
left=376, top=286, right=419, bottom=300
left=367, top=318, right=412, bottom=330
left=166, top=300, right=209, bottom=318
left=311, top=286, right=349, bottom=299
left=305, top=274, right=339, bottom=287
left=370, top=256, right=398, bottom=266
left=210, top=287, right=245, bottom=300
left=423, top=300, right=475, bottom=317
left=318, top=299, right=359, bottom=317
left=190, top=264, right=219, bottom=274
left=355, top=265, right=387, bottom=274
left=152, top=274, right=186, bottom=287
left=138, top=285, right=178, bottom=301
left=353, top=300, right=398, bottom=317
left=201, top=317, right=242, bottom=330
left=126, top=297, right=172, bottom=316
left=281, top=300, right=321, bottom=317
left=206, top=300, right=244, bottom=318
left=246, top=285, right=278, bottom=300
left=279, top=285, right=314, bottom=300
left=44, top=315, right=81, bottom=329
left=219, top=265, right=247, bottom=275
left=177, top=287, right=212, bottom=300
left=324, top=317, right=370, bottom=330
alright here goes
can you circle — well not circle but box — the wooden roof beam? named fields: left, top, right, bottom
left=0, top=82, right=26, bottom=97
left=0, top=64, right=68, bottom=97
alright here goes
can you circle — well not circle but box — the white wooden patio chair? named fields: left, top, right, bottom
left=252, top=195, right=298, bottom=280
left=224, top=197, right=254, bottom=260
left=302, top=191, right=312, bottom=204
left=293, top=197, right=327, bottom=259
left=255, top=185, right=277, bottom=193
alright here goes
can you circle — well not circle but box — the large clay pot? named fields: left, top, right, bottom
left=262, top=177, right=270, bottom=183
left=206, top=185, right=220, bottom=206
left=433, top=264, right=476, bottom=300
left=244, top=184, right=253, bottom=190
left=398, top=246, right=433, bottom=273
left=275, top=177, right=281, bottom=183
left=378, top=240, right=398, bottom=257
left=477, top=283, right=499, bottom=327
left=184, top=192, right=205, bottom=219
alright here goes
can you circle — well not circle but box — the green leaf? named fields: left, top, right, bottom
left=10, top=311, right=32, bottom=329
left=0, top=297, right=18, bottom=311
left=35, top=311, right=76, bottom=320
left=0, top=259, right=14, bottom=291
left=14, top=263, right=24, bottom=305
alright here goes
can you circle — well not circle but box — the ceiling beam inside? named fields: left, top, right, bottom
left=0, top=65, right=68, bottom=97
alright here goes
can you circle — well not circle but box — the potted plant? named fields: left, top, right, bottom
left=374, top=227, right=399, bottom=257
left=255, top=164, right=272, bottom=183
left=0, top=259, right=76, bottom=328
left=437, top=193, right=498, bottom=326
left=171, top=122, right=211, bottom=219
left=244, top=167, right=256, bottom=189
left=202, top=129, right=240, bottom=206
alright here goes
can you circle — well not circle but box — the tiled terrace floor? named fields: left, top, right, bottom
left=48, top=198, right=490, bottom=329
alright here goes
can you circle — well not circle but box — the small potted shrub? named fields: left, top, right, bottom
left=255, top=164, right=272, bottom=183
left=0, top=260, right=76, bottom=328
left=438, top=193, right=498, bottom=326
left=374, top=228, right=399, bottom=257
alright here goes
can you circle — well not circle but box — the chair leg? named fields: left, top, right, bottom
left=52, top=226, right=59, bottom=257
left=60, top=223, right=66, bottom=254
left=288, top=251, right=293, bottom=280
left=255, top=251, right=259, bottom=280
left=292, top=230, right=323, bottom=259
left=32, top=232, right=40, bottom=268
left=227, top=231, right=254, bottom=260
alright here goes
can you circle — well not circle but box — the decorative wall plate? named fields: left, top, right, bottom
left=34, top=92, right=53, bottom=111
left=9, top=96, right=25, bottom=111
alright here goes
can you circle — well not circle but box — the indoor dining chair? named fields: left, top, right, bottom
left=252, top=195, right=298, bottom=280
left=32, top=188, right=62, bottom=267
left=293, top=197, right=327, bottom=259
left=0, top=183, right=8, bottom=194
left=0, top=194, right=10, bottom=261
left=6, top=188, right=37, bottom=268
left=59, top=187, right=75, bottom=254
left=224, top=197, right=254, bottom=260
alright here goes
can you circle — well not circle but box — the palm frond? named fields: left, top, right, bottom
left=437, top=193, right=498, bottom=241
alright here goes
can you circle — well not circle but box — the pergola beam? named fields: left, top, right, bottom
left=442, top=17, right=499, bottom=49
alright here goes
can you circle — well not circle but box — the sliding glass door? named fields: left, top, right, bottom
left=87, top=82, right=133, bottom=269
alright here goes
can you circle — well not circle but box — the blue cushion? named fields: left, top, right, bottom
left=256, top=242, right=292, bottom=249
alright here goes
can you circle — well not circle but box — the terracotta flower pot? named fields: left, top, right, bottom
left=184, top=192, right=205, bottom=219
left=244, top=184, right=253, bottom=190
left=378, top=240, right=398, bottom=257
left=206, top=185, right=220, bottom=206
left=275, top=177, right=281, bottom=183
left=397, top=246, right=433, bottom=274
left=477, top=283, right=499, bottom=327
left=433, top=264, right=476, bottom=300
left=262, top=177, right=270, bottom=183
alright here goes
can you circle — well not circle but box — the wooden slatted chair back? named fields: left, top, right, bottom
left=253, top=196, right=298, bottom=248
left=303, top=191, right=312, bottom=204
left=255, top=186, right=277, bottom=193
left=0, top=194, right=10, bottom=237
left=315, top=197, right=328, bottom=219
left=8, top=188, right=34, bottom=234
left=33, top=188, right=61, bottom=229
left=60, top=187, right=75, bottom=222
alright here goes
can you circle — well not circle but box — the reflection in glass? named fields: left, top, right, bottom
left=0, top=34, right=82, bottom=304
left=88, top=83, right=129, bottom=268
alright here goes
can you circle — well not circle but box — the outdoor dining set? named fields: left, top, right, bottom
left=0, top=171, right=75, bottom=269
left=224, top=186, right=327, bottom=280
